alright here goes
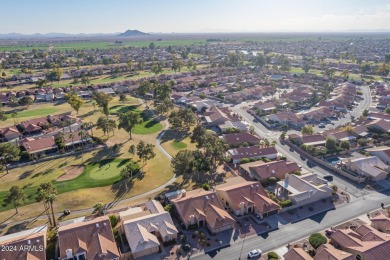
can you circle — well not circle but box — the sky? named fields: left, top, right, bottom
left=2, top=0, right=390, bottom=34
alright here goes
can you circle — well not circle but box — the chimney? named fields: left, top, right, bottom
left=181, top=189, right=187, bottom=197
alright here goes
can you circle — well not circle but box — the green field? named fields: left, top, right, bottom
left=170, top=141, right=187, bottom=149
left=7, top=108, right=59, bottom=118
left=0, top=39, right=207, bottom=52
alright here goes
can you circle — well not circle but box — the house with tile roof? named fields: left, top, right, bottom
left=216, top=177, right=279, bottom=218
left=203, top=106, right=232, bottom=127
left=240, top=160, right=301, bottom=181
left=300, top=134, right=326, bottom=147
left=121, top=200, right=178, bottom=259
left=0, top=126, right=21, bottom=142
left=314, top=244, right=354, bottom=260
left=330, top=224, right=390, bottom=260
left=58, top=216, right=120, bottom=260
left=171, top=189, right=236, bottom=234
left=277, top=173, right=333, bottom=207
left=227, top=146, right=277, bottom=164
left=370, top=213, right=390, bottom=234
left=343, top=156, right=389, bottom=181
left=366, top=146, right=390, bottom=165
left=223, top=132, right=261, bottom=148
left=327, top=130, right=357, bottom=143
left=268, top=111, right=304, bottom=128
left=0, top=225, right=47, bottom=260
left=367, top=119, right=390, bottom=133
left=283, top=247, right=313, bottom=260
left=19, top=136, right=57, bottom=155
left=18, top=117, right=49, bottom=135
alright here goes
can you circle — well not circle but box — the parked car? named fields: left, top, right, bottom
left=324, top=175, right=333, bottom=181
left=248, top=249, right=262, bottom=258
left=319, top=123, right=326, bottom=128
left=63, top=209, right=71, bottom=215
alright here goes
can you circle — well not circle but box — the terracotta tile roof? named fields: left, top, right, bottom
left=19, top=136, right=57, bottom=153
left=171, top=189, right=235, bottom=232
left=58, top=216, right=120, bottom=260
left=283, top=248, right=313, bottom=260
left=314, top=244, right=354, bottom=260
left=367, top=119, right=390, bottom=132
left=240, top=160, right=300, bottom=180
left=223, top=132, right=261, bottom=147
left=227, top=146, right=277, bottom=161
left=301, top=134, right=326, bottom=145
left=216, top=177, right=279, bottom=215
left=0, top=225, right=47, bottom=260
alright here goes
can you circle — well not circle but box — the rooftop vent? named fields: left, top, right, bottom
left=96, top=223, right=99, bottom=228
left=27, top=240, right=31, bottom=245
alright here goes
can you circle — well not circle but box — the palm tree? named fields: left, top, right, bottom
left=69, top=133, right=75, bottom=150
left=88, top=122, right=94, bottom=137
left=11, top=112, right=17, bottom=125
left=47, top=194, right=57, bottom=227
left=78, top=131, right=86, bottom=162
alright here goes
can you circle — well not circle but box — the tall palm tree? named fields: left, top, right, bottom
left=88, top=122, right=94, bottom=137
left=36, top=183, right=57, bottom=227
left=69, top=133, right=75, bottom=150
left=47, top=194, right=57, bottom=227
left=78, top=131, right=86, bottom=162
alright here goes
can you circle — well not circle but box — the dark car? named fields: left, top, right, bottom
left=324, top=175, right=333, bottom=181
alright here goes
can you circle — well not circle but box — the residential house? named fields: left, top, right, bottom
left=283, top=248, right=313, bottom=260
left=204, top=106, right=232, bottom=127
left=314, top=244, right=354, bottom=260
left=0, top=126, right=21, bottom=142
left=58, top=216, right=120, bottom=260
left=277, top=173, right=333, bottom=207
left=0, top=225, right=47, bottom=260
left=327, top=130, right=357, bottom=143
left=240, top=160, right=301, bottom=181
left=366, top=146, right=390, bottom=165
left=19, top=136, right=57, bottom=156
left=268, top=111, right=304, bottom=128
left=227, top=146, right=277, bottom=164
left=352, top=125, right=369, bottom=138
left=371, top=213, right=390, bottom=234
left=253, top=102, right=276, bottom=115
left=96, top=87, right=115, bottom=95
left=343, top=156, right=389, bottom=181
left=299, top=134, right=326, bottom=147
left=330, top=224, right=390, bottom=260
left=171, top=189, right=236, bottom=234
left=121, top=200, right=178, bottom=259
left=216, top=177, right=280, bottom=218
left=223, top=132, right=261, bottom=147
left=18, top=117, right=49, bottom=135
left=218, top=121, right=249, bottom=133
left=367, top=119, right=390, bottom=133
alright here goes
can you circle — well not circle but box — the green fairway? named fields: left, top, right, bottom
left=54, top=158, right=138, bottom=194
left=170, top=141, right=187, bottom=149
left=8, top=108, right=59, bottom=118
left=133, top=119, right=163, bottom=134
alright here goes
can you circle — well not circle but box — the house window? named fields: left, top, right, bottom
left=226, top=201, right=229, bottom=207
left=356, top=255, right=361, bottom=260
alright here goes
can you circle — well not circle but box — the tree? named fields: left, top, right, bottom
left=0, top=142, right=21, bottom=174
left=118, top=111, right=143, bottom=139
left=302, top=62, right=311, bottom=74
left=253, top=54, right=266, bottom=67
left=360, top=63, right=370, bottom=75
left=309, top=233, right=327, bottom=249
left=191, top=125, right=207, bottom=147
left=93, top=202, right=105, bottom=215
left=126, top=59, right=133, bottom=71
left=128, top=144, right=135, bottom=155
left=280, top=131, right=286, bottom=140
left=202, top=133, right=228, bottom=178
left=249, top=125, right=255, bottom=135
left=96, top=116, right=116, bottom=137
left=120, top=161, right=139, bottom=190
left=119, top=93, right=127, bottom=104
left=385, top=107, right=390, bottom=114
left=325, top=137, right=337, bottom=151
left=36, top=182, right=57, bottom=226
left=358, top=138, right=368, bottom=147
left=137, top=141, right=156, bottom=165
left=301, top=125, right=314, bottom=135
left=340, top=140, right=351, bottom=150
left=377, top=62, right=390, bottom=76
left=179, top=108, right=196, bottom=127
left=363, top=109, right=369, bottom=117
left=69, top=133, right=75, bottom=150
left=65, top=92, right=84, bottom=114
left=81, top=75, right=90, bottom=86
left=92, top=92, right=113, bottom=116
left=3, top=186, right=26, bottom=214
left=171, top=150, right=195, bottom=178
left=19, top=96, right=34, bottom=107
left=55, top=132, right=65, bottom=150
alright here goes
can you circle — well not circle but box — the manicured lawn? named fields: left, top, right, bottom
left=133, top=119, right=163, bottom=134
left=170, top=141, right=187, bottom=149
left=54, top=158, right=138, bottom=194
left=8, top=108, right=59, bottom=118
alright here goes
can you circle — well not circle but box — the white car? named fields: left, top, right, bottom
left=248, top=249, right=262, bottom=258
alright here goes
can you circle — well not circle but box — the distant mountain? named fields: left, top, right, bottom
left=117, top=30, right=150, bottom=37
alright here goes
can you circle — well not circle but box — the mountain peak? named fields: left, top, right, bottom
left=117, top=30, right=150, bottom=37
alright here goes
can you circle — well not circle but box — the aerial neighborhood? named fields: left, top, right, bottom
left=0, top=16, right=390, bottom=260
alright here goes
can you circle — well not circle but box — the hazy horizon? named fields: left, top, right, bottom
left=2, top=0, right=390, bottom=34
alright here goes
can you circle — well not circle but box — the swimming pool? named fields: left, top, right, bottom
left=326, top=157, right=341, bottom=165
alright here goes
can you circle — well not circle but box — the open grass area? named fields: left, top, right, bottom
left=7, top=108, right=59, bottom=118
left=160, top=129, right=197, bottom=157
left=170, top=141, right=187, bottom=149
left=0, top=39, right=207, bottom=52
